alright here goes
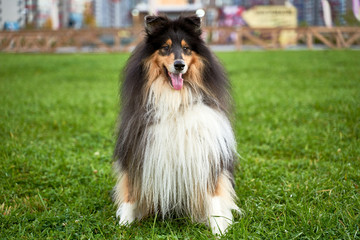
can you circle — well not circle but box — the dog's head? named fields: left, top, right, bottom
left=144, top=15, right=204, bottom=91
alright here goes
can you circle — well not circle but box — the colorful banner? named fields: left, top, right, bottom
left=219, top=6, right=245, bottom=27
left=321, top=0, right=332, bottom=27
left=353, top=0, right=360, bottom=21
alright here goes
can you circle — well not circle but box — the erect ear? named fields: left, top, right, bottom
left=144, top=15, right=168, bottom=34
left=184, top=15, right=201, bottom=32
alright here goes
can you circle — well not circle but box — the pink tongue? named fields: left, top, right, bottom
left=169, top=73, right=183, bottom=90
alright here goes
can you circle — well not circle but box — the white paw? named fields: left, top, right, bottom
left=209, top=197, right=234, bottom=235
left=116, top=202, right=137, bottom=226
left=210, top=215, right=232, bottom=235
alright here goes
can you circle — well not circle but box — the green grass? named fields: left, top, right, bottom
left=0, top=51, right=359, bottom=239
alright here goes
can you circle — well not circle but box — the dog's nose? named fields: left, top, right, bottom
left=174, top=60, right=185, bottom=71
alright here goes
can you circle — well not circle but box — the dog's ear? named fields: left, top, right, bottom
left=184, top=15, right=201, bottom=33
left=144, top=15, right=168, bottom=34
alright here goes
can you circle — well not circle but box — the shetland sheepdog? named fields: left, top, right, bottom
left=113, top=15, right=239, bottom=235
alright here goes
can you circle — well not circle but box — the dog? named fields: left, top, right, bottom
left=113, top=15, right=239, bottom=235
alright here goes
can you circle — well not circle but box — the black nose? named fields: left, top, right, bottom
left=174, top=60, right=185, bottom=71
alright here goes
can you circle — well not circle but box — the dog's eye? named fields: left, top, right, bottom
left=183, top=46, right=189, bottom=51
left=162, top=45, right=169, bottom=51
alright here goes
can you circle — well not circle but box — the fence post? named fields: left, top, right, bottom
left=236, top=28, right=242, bottom=51
left=306, top=29, right=313, bottom=49
left=271, top=28, right=279, bottom=49
left=336, top=29, right=346, bottom=48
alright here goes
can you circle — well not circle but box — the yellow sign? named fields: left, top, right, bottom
left=243, top=6, right=298, bottom=46
left=243, top=6, right=297, bottom=28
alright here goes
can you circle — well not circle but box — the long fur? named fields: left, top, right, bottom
left=113, top=15, right=239, bottom=234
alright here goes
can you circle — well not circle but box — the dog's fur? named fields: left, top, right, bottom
left=113, top=15, right=239, bottom=235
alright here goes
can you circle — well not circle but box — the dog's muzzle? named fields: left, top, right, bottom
left=174, top=59, right=185, bottom=71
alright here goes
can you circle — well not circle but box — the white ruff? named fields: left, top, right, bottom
left=140, top=79, right=237, bottom=219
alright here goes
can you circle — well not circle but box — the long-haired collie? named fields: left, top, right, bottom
left=113, top=15, right=239, bottom=235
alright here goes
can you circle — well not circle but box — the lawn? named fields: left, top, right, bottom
left=0, top=51, right=359, bottom=239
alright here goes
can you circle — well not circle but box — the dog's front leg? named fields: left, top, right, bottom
left=208, top=172, right=240, bottom=235
left=114, top=172, right=139, bottom=225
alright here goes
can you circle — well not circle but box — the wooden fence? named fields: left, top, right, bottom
left=0, top=27, right=359, bottom=52
left=236, top=27, right=360, bottom=50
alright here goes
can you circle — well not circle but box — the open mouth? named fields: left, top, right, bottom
left=164, top=66, right=183, bottom=90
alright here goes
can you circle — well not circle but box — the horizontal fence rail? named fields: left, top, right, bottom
left=1, top=27, right=359, bottom=52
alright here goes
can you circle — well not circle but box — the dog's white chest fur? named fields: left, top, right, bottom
left=140, top=82, right=236, bottom=218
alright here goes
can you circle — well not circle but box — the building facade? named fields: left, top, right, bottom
left=93, top=0, right=133, bottom=27
left=291, top=0, right=347, bottom=26
left=0, top=0, right=26, bottom=30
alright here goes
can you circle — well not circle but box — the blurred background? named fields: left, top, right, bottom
left=0, top=0, right=359, bottom=51
left=1, top=0, right=359, bottom=30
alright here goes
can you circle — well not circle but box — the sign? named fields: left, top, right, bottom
left=242, top=6, right=297, bottom=28
left=243, top=6, right=297, bottom=47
